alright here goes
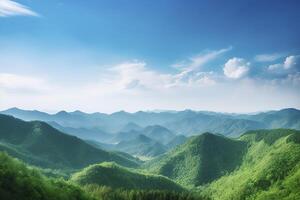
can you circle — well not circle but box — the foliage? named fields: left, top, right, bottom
left=202, top=129, right=300, bottom=200
left=0, top=114, right=140, bottom=169
left=143, top=133, right=246, bottom=187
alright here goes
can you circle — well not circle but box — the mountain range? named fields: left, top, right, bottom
left=2, top=108, right=300, bottom=139
left=0, top=110, right=300, bottom=199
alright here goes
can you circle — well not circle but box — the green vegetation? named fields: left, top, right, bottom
left=202, top=129, right=300, bottom=200
left=0, top=114, right=140, bottom=169
left=1, top=111, right=300, bottom=200
left=0, top=152, right=204, bottom=200
left=71, top=162, right=184, bottom=191
left=0, top=152, right=91, bottom=200
left=83, top=186, right=207, bottom=200
left=143, top=133, right=246, bottom=187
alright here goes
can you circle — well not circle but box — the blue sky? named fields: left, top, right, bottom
left=0, top=0, right=300, bottom=113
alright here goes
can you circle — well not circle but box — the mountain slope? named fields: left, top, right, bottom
left=71, top=162, right=184, bottom=191
left=0, top=152, right=91, bottom=200
left=203, top=129, right=300, bottom=200
left=143, top=133, right=246, bottom=186
left=0, top=114, right=140, bottom=169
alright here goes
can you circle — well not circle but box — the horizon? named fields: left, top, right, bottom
left=1, top=106, right=298, bottom=115
left=1, top=0, right=300, bottom=113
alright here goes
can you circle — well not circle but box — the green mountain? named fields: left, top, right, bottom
left=0, top=152, right=205, bottom=200
left=143, top=133, right=246, bottom=187
left=0, top=114, right=140, bottom=169
left=203, top=129, right=300, bottom=200
left=70, top=162, right=184, bottom=191
left=143, top=129, right=300, bottom=199
left=115, top=134, right=167, bottom=157
left=0, top=152, right=91, bottom=200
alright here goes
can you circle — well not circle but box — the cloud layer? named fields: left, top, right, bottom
left=1, top=47, right=299, bottom=113
left=0, top=0, right=38, bottom=17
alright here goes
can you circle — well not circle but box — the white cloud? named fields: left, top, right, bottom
left=254, top=53, right=283, bottom=62
left=0, top=0, right=38, bottom=17
left=268, top=55, right=300, bottom=71
left=223, top=58, right=250, bottom=79
left=284, top=55, right=299, bottom=69
left=174, top=47, right=232, bottom=72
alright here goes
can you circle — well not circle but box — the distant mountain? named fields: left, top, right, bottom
left=48, top=121, right=113, bottom=143
left=70, top=162, right=184, bottom=191
left=119, top=122, right=143, bottom=132
left=0, top=114, right=140, bottom=169
left=111, top=125, right=175, bottom=145
left=166, top=135, right=188, bottom=149
left=143, top=133, right=246, bottom=186
left=115, top=134, right=167, bottom=157
left=2, top=107, right=300, bottom=137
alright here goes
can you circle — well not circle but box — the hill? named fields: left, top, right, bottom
left=0, top=152, right=91, bottom=200
left=203, top=129, right=300, bottom=200
left=0, top=152, right=207, bottom=200
left=115, top=134, right=167, bottom=157
left=70, top=162, right=184, bottom=191
left=0, top=114, right=140, bottom=169
left=143, top=133, right=246, bottom=186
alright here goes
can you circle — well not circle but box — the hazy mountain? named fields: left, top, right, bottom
left=2, top=107, right=300, bottom=138
left=115, top=134, right=167, bottom=157
left=166, top=135, right=188, bottom=149
left=48, top=121, right=113, bottom=143
left=0, top=114, right=140, bottom=169
left=119, top=122, right=143, bottom=132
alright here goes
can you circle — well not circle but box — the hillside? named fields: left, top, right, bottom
left=70, top=162, right=184, bottom=191
left=0, top=114, right=140, bottom=169
left=143, top=133, right=246, bottom=186
left=0, top=152, right=91, bottom=200
left=203, top=129, right=300, bottom=200
left=0, top=152, right=207, bottom=200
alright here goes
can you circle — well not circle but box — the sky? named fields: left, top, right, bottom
left=0, top=0, right=300, bottom=113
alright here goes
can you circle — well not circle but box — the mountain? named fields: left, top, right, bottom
left=119, top=122, right=143, bottom=132
left=70, top=162, right=184, bottom=191
left=143, top=133, right=246, bottom=186
left=115, top=134, right=167, bottom=157
left=0, top=114, right=140, bottom=169
left=48, top=121, right=113, bottom=142
left=2, top=107, right=300, bottom=137
left=0, top=152, right=205, bottom=200
left=203, top=129, right=300, bottom=200
left=111, top=125, right=176, bottom=145
left=246, top=108, right=300, bottom=129
left=0, top=152, right=91, bottom=200
left=142, top=125, right=176, bottom=144
left=166, top=135, right=188, bottom=149
left=143, top=129, right=300, bottom=199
